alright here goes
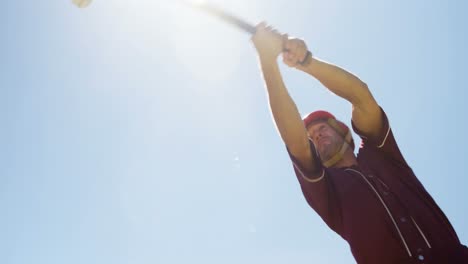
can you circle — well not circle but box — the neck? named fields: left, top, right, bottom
left=333, top=149, right=358, bottom=168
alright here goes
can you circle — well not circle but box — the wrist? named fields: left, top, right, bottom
left=295, top=52, right=316, bottom=71
left=293, top=51, right=312, bottom=68
left=257, top=52, right=279, bottom=64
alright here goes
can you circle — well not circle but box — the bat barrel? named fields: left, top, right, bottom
left=197, top=4, right=257, bottom=34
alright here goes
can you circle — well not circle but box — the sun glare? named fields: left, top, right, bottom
left=108, top=0, right=258, bottom=83
left=167, top=0, right=258, bottom=83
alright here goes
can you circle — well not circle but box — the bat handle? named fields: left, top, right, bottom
left=236, top=20, right=256, bottom=34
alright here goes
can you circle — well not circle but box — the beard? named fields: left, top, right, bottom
left=318, top=136, right=344, bottom=162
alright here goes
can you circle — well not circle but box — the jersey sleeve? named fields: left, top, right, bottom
left=286, top=140, right=341, bottom=230
left=351, top=107, right=409, bottom=167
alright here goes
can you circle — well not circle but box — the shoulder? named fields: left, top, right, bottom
left=352, top=107, right=392, bottom=149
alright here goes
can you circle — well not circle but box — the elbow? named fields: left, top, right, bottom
left=351, top=82, right=373, bottom=107
left=287, top=141, right=311, bottom=160
left=359, top=81, right=369, bottom=90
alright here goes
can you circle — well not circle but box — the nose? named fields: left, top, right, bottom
left=314, top=131, right=323, bottom=143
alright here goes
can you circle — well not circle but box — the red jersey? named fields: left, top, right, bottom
left=288, top=109, right=467, bottom=264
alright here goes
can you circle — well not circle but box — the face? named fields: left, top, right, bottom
left=307, top=122, right=344, bottom=162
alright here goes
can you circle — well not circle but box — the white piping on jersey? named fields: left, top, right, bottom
left=345, top=168, right=412, bottom=257
left=376, top=177, right=389, bottom=190
left=411, top=216, right=432, bottom=248
left=377, top=125, right=391, bottom=148
left=300, top=168, right=325, bottom=183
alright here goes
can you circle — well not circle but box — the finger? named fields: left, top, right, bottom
left=283, top=39, right=295, bottom=60
left=255, top=21, right=267, bottom=32
left=298, top=40, right=309, bottom=58
left=299, top=39, right=308, bottom=51
left=282, top=39, right=287, bottom=52
left=252, top=23, right=263, bottom=42
left=290, top=39, right=300, bottom=52
left=299, top=50, right=309, bottom=64
left=302, top=50, right=313, bottom=65
left=284, top=37, right=294, bottom=51
left=283, top=55, right=297, bottom=67
left=282, top=51, right=295, bottom=65
left=253, top=22, right=269, bottom=41
left=282, top=34, right=289, bottom=50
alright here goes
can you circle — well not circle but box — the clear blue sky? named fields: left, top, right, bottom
left=2, top=0, right=467, bottom=263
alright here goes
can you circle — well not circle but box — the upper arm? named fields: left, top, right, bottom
left=287, top=138, right=320, bottom=175
left=351, top=85, right=383, bottom=139
left=287, top=139, right=324, bottom=181
left=353, top=109, right=410, bottom=167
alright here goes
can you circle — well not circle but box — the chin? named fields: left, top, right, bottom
left=320, top=146, right=338, bottom=161
left=318, top=150, right=332, bottom=162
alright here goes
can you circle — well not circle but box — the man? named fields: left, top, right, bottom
left=251, top=22, right=467, bottom=264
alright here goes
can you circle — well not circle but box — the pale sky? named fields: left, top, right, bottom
left=2, top=0, right=467, bottom=263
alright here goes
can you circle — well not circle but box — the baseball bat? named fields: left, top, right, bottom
left=181, top=0, right=256, bottom=34
left=181, top=0, right=312, bottom=66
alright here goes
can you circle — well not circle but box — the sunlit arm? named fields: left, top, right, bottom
left=258, top=56, right=316, bottom=171
left=296, top=57, right=382, bottom=138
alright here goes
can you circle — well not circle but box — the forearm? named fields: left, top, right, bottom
left=297, top=57, right=373, bottom=106
left=258, top=56, right=310, bottom=152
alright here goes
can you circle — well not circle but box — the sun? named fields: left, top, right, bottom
left=95, top=0, right=257, bottom=83
left=166, top=0, right=258, bottom=82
